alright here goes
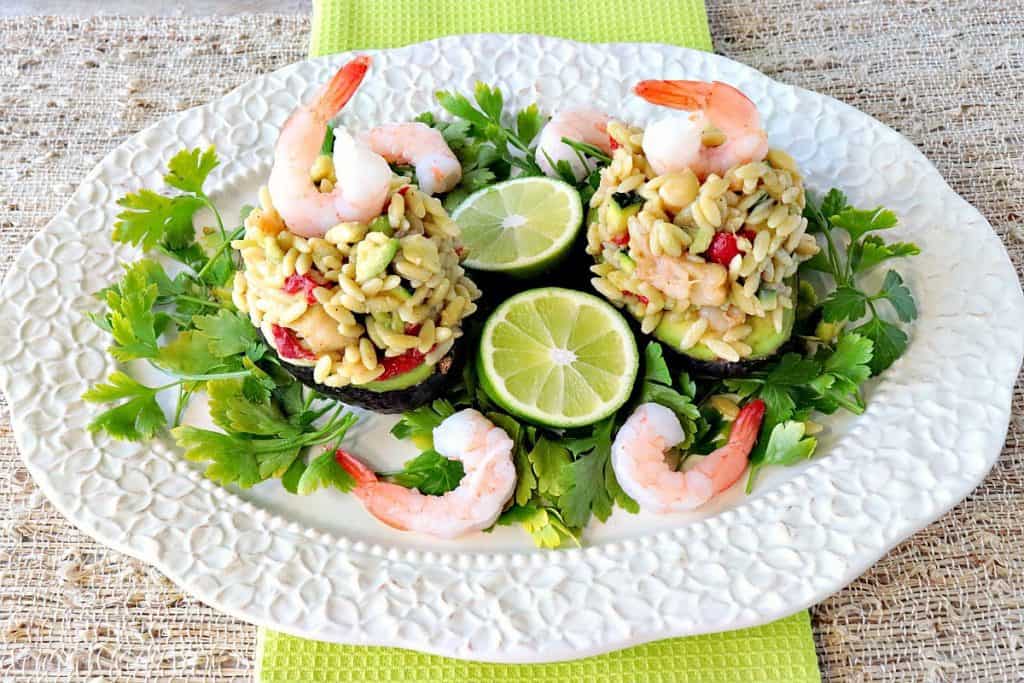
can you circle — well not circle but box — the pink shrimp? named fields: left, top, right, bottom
left=359, top=123, right=462, bottom=195
left=535, top=108, right=613, bottom=181
left=336, top=409, right=516, bottom=539
left=268, top=56, right=393, bottom=238
left=634, top=80, right=768, bottom=179
left=611, top=400, right=766, bottom=513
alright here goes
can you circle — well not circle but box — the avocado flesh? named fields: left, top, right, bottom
left=606, top=195, right=642, bottom=235
left=360, top=358, right=435, bottom=393
left=655, top=304, right=795, bottom=362
left=354, top=237, right=399, bottom=282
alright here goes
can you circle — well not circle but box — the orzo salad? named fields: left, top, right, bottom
left=84, top=56, right=920, bottom=547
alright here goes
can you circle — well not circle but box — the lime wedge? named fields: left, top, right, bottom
left=452, top=177, right=583, bottom=278
left=477, top=287, right=639, bottom=428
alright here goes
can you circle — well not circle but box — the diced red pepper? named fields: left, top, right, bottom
left=398, top=185, right=411, bottom=196
left=454, top=245, right=467, bottom=259
left=377, top=347, right=427, bottom=380
left=707, top=231, right=741, bottom=267
left=404, top=322, right=422, bottom=335
left=282, top=273, right=324, bottom=304
left=635, top=294, right=650, bottom=305
left=611, top=231, right=630, bottom=246
left=740, top=229, right=757, bottom=242
left=609, top=135, right=620, bottom=151
left=271, top=324, right=317, bottom=361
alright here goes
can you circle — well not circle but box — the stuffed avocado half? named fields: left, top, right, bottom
left=584, top=119, right=820, bottom=377
left=233, top=167, right=481, bottom=413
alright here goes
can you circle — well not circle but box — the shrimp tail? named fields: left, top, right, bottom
left=334, top=448, right=379, bottom=485
left=313, top=55, right=372, bottom=120
left=634, top=79, right=716, bottom=110
left=693, top=398, right=766, bottom=495
left=729, top=398, right=766, bottom=450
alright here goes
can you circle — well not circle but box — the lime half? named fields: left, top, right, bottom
left=452, top=177, right=583, bottom=278
left=478, top=287, right=639, bottom=428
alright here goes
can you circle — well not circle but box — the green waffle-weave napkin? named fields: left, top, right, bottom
left=258, top=2, right=820, bottom=680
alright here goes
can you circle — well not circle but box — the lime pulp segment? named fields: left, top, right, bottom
left=452, top=177, right=583, bottom=275
left=478, top=288, right=639, bottom=428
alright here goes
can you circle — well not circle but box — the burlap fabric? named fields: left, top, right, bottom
left=0, top=5, right=1021, bottom=681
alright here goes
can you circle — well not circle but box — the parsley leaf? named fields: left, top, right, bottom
left=516, top=104, right=543, bottom=146
left=830, top=206, right=898, bottom=242
left=83, top=372, right=165, bottom=441
left=156, top=330, right=227, bottom=376
left=390, top=449, right=465, bottom=495
left=498, top=504, right=578, bottom=549
left=823, top=333, right=874, bottom=386
left=194, top=309, right=263, bottom=357
left=761, top=421, right=818, bottom=466
left=876, top=270, right=917, bottom=322
left=819, top=188, right=850, bottom=219
left=642, top=342, right=673, bottom=385
left=766, top=354, right=822, bottom=386
left=559, top=418, right=636, bottom=526
left=528, top=436, right=571, bottom=499
left=854, top=317, right=908, bottom=375
left=207, top=378, right=299, bottom=437
left=489, top=413, right=535, bottom=506
left=114, top=190, right=202, bottom=251
left=296, top=448, right=356, bottom=495
left=104, top=262, right=161, bottom=361
left=747, top=421, right=818, bottom=492
left=164, top=146, right=219, bottom=195
left=851, top=236, right=921, bottom=273
left=390, top=399, right=455, bottom=449
left=821, top=286, right=868, bottom=323
left=173, top=426, right=260, bottom=488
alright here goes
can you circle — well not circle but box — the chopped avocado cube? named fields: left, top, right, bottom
left=757, top=289, right=778, bottom=308
left=616, top=251, right=636, bottom=273
left=372, top=311, right=404, bottom=332
left=607, top=193, right=643, bottom=237
left=367, top=215, right=394, bottom=236
left=355, top=237, right=399, bottom=282
left=689, top=223, right=714, bottom=255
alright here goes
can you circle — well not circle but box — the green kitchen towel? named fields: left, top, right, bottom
left=257, top=2, right=819, bottom=681
left=310, top=0, right=713, bottom=55
left=258, top=611, right=820, bottom=682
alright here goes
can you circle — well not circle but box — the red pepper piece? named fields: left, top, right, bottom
left=611, top=232, right=630, bottom=246
left=707, top=231, right=742, bottom=267
left=282, top=273, right=323, bottom=304
left=271, top=324, right=317, bottom=361
left=376, top=348, right=427, bottom=380
left=404, top=322, right=422, bottom=335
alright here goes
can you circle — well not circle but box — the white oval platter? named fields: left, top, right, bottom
left=1, top=35, right=1021, bottom=663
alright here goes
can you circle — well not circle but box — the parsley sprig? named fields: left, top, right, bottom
left=84, top=146, right=360, bottom=496
left=803, top=188, right=920, bottom=374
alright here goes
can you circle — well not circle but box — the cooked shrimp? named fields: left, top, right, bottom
left=700, top=305, right=746, bottom=332
left=535, top=108, right=612, bottom=181
left=612, top=400, right=765, bottom=513
left=336, top=409, right=516, bottom=539
left=630, top=227, right=728, bottom=306
left=289, top=305, right=349, bottom=354
left=268, top=55, right=393, bottom=238
left=634, top=80, right=768, bottom=178
left=359, top=122, right=461, bottom=195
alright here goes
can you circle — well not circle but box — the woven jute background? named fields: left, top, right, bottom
left=0, top=4, right=1021, bottom=681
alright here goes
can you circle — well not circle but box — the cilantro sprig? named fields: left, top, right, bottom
left=803, top=188, right=920, bottom=374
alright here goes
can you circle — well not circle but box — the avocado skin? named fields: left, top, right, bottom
left=264, top=334, right=465, bottom=413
